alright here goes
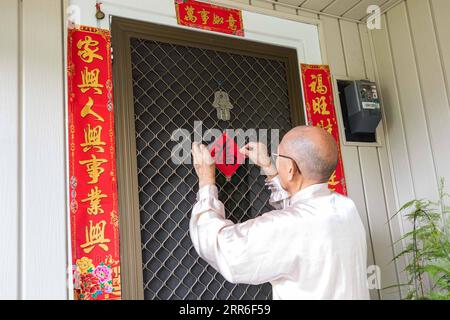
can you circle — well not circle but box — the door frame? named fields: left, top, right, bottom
left=111, top=16, right=304, bottom=300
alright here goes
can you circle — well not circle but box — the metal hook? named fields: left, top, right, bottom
left=95, top=1, right=105, bottom=20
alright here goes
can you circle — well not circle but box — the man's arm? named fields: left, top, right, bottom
left=189, top=184, right=235, bottom=282
left=190, top=184, right=290, bottom=285
left=190, top=142, right=291, bottom=284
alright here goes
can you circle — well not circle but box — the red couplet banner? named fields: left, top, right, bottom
left=301, top=64, right=348, bottom=196
left=175, top=0, right=244, bottom=36
left=68, top=26, right=121, bottom=300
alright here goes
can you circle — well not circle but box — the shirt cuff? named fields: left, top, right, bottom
left=197, top=184, right=219, bottom=201
left=266, top=176, right=291, bottom=203
left=265, top=175, right=282, bottom=189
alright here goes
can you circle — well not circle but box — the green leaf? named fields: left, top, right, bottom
left=392, top=248, right=415, bottom=262
left=382, top=283, right=411, bottom=290
left=390, top=179, right=450, bottom=300
left=391, top=200, right=418, bottom=219
left=423, top=264, right=450, bottom=277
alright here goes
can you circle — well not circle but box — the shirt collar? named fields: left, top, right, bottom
left=290, top=183, right=331, bottom=204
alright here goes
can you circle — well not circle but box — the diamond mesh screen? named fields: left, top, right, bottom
left=130, top=37, right=293, bottom=300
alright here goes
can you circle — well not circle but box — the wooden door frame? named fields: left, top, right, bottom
left=111, top=16, right=304, bottom=300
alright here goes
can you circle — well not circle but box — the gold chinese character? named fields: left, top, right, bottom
left=81, top=97, right=105, bottom=122
left=111, top=265, right=121, bottom=296
left=77, top=36, right=104, bottom=63
left=103, top=254, right=121, bottom=295
left=81, top=124, right=106, bottom=152
left=213, top=14, right=224, bottom=25
left=226, top=14, right=237, bottom=31
left=80, top=220, right=110, bottom=253
left=328, top=171, right=339, bottom=191
left=309, top=74, right=328, bottom=94
left=78, top=67, right=104, bottom=94
left=79, top=154, right=107, bottom=184
left=312, top=96, right=330, bottom=115
left=317, top=118, right=333, bottom=134
left=81, top=186, right=108, bottom=216
left=199, top=9, right=209, bottom=25
left=184, top=6, right=197, bottom=23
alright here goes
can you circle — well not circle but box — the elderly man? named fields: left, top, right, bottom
left=190, top=126, right=369, bottom=300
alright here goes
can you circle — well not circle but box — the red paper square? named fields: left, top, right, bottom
left=210, top=132, right=244, bottom=179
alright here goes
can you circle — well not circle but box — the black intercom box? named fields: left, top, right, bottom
left=344, top=80, right=382, bottom=134
left=336, top=79, right=382, bottom=143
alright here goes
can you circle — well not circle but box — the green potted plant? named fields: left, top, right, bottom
left=389, top=178, right=450, bottom=300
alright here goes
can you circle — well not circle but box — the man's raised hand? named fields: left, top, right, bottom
left=192, top=142, right=216, bottom=188
left=239, top=142, right=277, bottom=178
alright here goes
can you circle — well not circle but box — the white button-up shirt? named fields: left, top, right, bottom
left=190, top=177, right=370, bottom=300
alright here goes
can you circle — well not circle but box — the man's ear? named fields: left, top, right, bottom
left=287, top=162, right=295, bottom=180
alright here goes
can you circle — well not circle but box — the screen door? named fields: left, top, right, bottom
left=112, top=17, right=304, bottom=300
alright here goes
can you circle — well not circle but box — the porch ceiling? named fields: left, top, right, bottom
left=260, top=0, right=400, bottom=21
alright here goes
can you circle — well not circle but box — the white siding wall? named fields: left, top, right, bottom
left=0, top=0, right=68, bottom=299
left=372, top=0, right=450, bottom=215
left=369, top=0, right=450, bottom=295
left=0, top=0, right=20, bottom=300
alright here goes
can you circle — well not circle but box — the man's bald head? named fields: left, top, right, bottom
left=280, top=126, right=338, bottom=183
